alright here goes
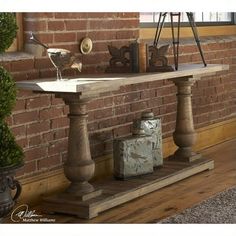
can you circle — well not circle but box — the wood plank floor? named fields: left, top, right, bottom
left=6, top=138, right=236, bottom=223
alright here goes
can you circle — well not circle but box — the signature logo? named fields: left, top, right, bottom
left=11, top=204, right=55, bottom=223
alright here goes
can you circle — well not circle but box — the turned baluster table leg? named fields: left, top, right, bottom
left=169, top=77, right=201, bottom=162
left=57, top=93, right=102, bottom=200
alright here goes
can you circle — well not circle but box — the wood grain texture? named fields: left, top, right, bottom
left=140, top=26, right=236, bottom=40
left=40, top=157, right=213, bottom=219
left=16, top=64, right=228, bottom=95
left=71, top=138, right=236, bottom=223
left=4, top=138, right=236, bottom=223
left=16, top=117, right=236, bottom=206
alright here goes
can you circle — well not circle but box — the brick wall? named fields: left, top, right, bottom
left=0, top=13, right=235, bottom=179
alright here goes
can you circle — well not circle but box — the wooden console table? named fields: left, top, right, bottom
left=16, top=64, right=229, bottom=219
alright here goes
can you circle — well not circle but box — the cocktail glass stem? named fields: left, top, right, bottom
left=56, top=68, right=63, bottom=81
left=56, top=68, right=60, bottom=81
left=59, top=69, right=63, bottom=80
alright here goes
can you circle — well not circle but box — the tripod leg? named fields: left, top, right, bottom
left=153, top=12, right=167, bottom=47
left=170, top=12, right=181, bottom=70
left=187, top=12, right=207, bottom=67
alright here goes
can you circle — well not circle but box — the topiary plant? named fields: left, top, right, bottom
left=0, top=13, right=18, bottom=53
left=0, top=14, right=23, bottom=221
left=0, top=13, right=23, bottom=168
left=0, top=66, right=24, bottom=168
left=0, top=66, right=17, bottom=119
left=0, top=120, right=23, bottom=167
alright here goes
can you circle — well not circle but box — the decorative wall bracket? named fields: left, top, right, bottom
left=106, top=45, right=133, bottom=73
left=153, top=12, right=207, bottom=70
left=146, top=44, right=174, bottom=72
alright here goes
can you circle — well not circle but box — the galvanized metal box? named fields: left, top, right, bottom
left=133, top=112, right=163, bottom=167
left=113, top=130, right=153, bottom=179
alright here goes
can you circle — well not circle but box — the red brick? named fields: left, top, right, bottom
left=203, top=87, right=215, bottom=96
left=16, top=161, right=37, bottom=177
left=39, top=107, right=64, bottom=120
left=48, top=139, right=67, bottom=156
left=114, top=104, right=131, bottom=115
left=163, top=95, right=176, bottom=104
left=124, top=92, right=141, bottom=103
left=54, top=32, right=76, bottom=43
left=92, top=42, right=109, bottom=52
left=24, top=20, right=47, bottom=31
left=103, top=97, right=113, bottom=107
left=113, top=124, right=131, bottom=138
left=26, top=96, right=51, bottom=109
left=178, top=55, right=193, bottom=64
left=38, top=68, right=56, bottom=79
left=51, top=96, right=64, bottom=106
left=94, top=108, right=113, bottom=119
left=11, top=59, right=34, bottom=72
left=148, top=80, right=164, bottom=88
left=180, top=45, right=197, bottom=53
left=116, top=30, right=139, bottom=40
left=82, top=53, right=110, bottom=65
left=27, top=121, right=50, bottom=135
left=53, top=129, right=67, bottom=139
left=5, top=116, right=13, bottom=126
left=87, top=31, right=117, bottom=41
left=11, top=125, right=26, bottom=138
left=13, top=111, right=38, bottom=125
left=159, top=106, right=167, bottom=115
left=90, top=131, right=113, bottom=145
left=113, top=95, right=125, bottom=105
left=51, top=117, right=69, bottom=129
left=208, top=43, right=222, bottom=51
left=125, top=113, right=135, bottom=123
left=90, top=19, right=138, bottom=30
left=88, top=99, right=104, bottom=110
left=12, top=70, right=39, bottom=82
left=28, top=135, right=42, bottom=147
left=191, top=53, right=202, bottom=62
left=24, top=33, right=53, bottom=44
left=65, top=20, right=87, bottom=31
left=24, top=146, right=47, bottom=161
left=130, top=82, right=148, bottom=91
left=162, top=113, right=176, bottom=123
left=147, top=97, right=162, bottom=108
left=48, top=21, right=65, bottom=31
left=16, top=137, right=28, bottom=149
left=34, top=58, right=53, bottom=69
left=42, top=132, right=54, bottom=143
left=55, top=13, right=87, bottom=19
left=38, top=154, right=61, bottom=171
left=197, top=114, right=210, bottom=124
left=13, top=100, right=26, bottom=112
left=90, top=143, right=105, bottom=158
left=156, top=86, right=173, bottom=96
left=3, top=14, right=236, bottom=178
left=97, top=119, right=113, bottom=129
left=88, top=13, right=139, bottom=18
left=87, top=122, right=98, bottom=132
left=24, top=13, right=54, bottom=19
left=0, top=62, right=11, bottom=71
left=87, top=13, right=117, bottom=18
left=197, top=79, right=209, bottom=88
left=63, top=106, right=69, bottom=115
left=165, top=104, right=177, bottom=113
left=116, top=13, right=139, bottom=18
left=130, top=101, right=148, bottom=112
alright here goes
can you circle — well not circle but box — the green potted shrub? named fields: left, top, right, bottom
left=0, top=13, right=24, bottom=220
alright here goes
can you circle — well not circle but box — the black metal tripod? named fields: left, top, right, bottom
left=153, top=12, right=207, bottom=70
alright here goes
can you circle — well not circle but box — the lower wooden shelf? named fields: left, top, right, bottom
left=42, top=157, right=214, bottom=219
